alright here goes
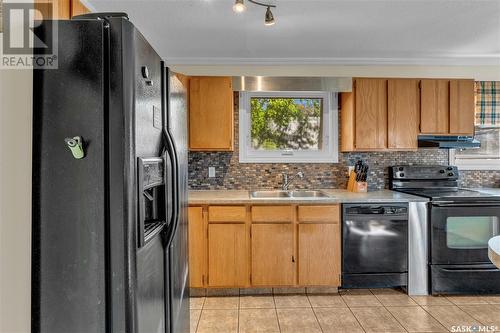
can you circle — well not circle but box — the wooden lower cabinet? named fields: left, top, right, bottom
left=208, top=223, right=248, bottom=287
left=251, top=224, right=296, bottom=286
left=188, top=207, right=206, bottom=288
left=298, top=223, right=341, bottom=286
left=188, top=204, right=341, bottom=288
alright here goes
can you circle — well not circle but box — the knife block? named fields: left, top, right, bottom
left=352, top=181, right=368, bottom=192
left=347, top=171, right=368, bottom=193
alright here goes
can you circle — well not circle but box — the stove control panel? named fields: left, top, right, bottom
left=390, top=165, right=459, bottom=180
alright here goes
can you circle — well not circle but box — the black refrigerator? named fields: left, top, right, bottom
left=32, top=13, right=189, bottom=333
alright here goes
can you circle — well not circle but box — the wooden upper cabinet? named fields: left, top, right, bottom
left=340, top=92, right=355, bottom=151
left=189, top=77, right=234, bottom=151
left=35, top=0, right=89, bottom=19
left=450, top=79, right=475, bottom=135
left=251, top=224, right=295, bottom=286
left=388, top=79, right=420, bottom=149
left=420, top=80, right=450, bottom=134
left=208, top=223, right=248, bottom=287
left=71, top=0, right=90, bottom=17
left=354, top=79, right=388, bottom=149
left=188, top=207, right=206, bottom=288
left=35, top=0, right=71, bottom=19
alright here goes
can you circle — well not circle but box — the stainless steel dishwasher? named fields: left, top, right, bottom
left=342, top=204, right=408, bottom=288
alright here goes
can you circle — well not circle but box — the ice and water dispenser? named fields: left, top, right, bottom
left=137, top=156, right=171, bottom=247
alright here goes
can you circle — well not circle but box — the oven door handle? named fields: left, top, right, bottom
left=439, top=267, right=500, bottom=272
left=433, top=202, right=500, bottom=207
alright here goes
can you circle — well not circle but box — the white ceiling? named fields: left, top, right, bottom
left=86, top=0, right=500, bottom=66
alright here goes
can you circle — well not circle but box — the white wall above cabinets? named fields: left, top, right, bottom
left=172, top=65, right=500, bottom=82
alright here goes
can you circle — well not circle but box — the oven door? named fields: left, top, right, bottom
left=431, top=202, right=500, bottom=265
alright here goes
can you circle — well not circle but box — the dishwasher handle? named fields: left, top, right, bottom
left=344, top=205, right=408, bottom=216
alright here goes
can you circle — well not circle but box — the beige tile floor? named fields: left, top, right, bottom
left=189, top=289, right=500, bottom=333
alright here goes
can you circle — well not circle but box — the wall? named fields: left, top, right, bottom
left=0, top=69, right=32, bottom=332
left=171, top=65, right=500, bottom=81
left=188, top=93, right=500, bottom=190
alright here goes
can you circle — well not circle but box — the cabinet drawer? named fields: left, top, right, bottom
left=298, top=205, right=339, bottom=223
left=208, top=206, right=246, bottom=223
left=251, top=206, right=293, bottom=223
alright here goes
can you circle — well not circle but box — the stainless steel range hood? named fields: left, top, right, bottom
left=418, top=135, right=480, bottom=149
left=232, top=76, right=352, bottom=92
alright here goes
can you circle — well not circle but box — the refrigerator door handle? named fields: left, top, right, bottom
left=164, top=149, right=173, bottom=228
left=161, top=129, right=180, bottom=249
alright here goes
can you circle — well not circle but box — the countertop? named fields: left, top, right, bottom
left=469, top=188, right=500, bottom=196
left=489, top=236, right=500, bottom=269
left=188, top=189, right=428, bottom=205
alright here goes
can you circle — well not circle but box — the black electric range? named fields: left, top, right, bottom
left=390, top=165, right=500, bottom=295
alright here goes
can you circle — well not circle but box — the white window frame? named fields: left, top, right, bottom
left=450, top=149, right=500, bottom=170
left=450, top=127, right=500, bottom=170
left=239, top=91, right=338, bottom=163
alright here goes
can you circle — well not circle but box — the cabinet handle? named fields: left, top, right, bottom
left=292, top=256, right=295, bottom=263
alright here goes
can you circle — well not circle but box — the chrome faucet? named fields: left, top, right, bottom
left=282, top=171, right=304, bottom=190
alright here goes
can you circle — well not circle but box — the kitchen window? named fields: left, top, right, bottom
left=239, top=91, right=338, bottom=163
left=451, top=81, right=500, bottom=170
left=450, top=127, right=500, bottom=170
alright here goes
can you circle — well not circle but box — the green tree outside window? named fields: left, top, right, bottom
left=250, top=97, right=322, bottom=151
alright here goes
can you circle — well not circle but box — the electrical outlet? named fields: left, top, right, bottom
left=208, top=167, right=215, bottom=178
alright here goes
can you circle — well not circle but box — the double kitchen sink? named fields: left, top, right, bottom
left=250, top=190, right=328, bottom=199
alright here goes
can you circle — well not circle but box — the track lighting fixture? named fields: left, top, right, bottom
left=233, top=0, right=276, bottom=26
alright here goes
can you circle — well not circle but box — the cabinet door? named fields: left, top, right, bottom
left=354, top=79, right=388, bottom=149
left=208, top=224, right=247, bottom=287
left=189, top=77, right=234, bottom=151
left=450, top=79, right=475, bottom=135
left=71, top=0, right=90, bottom=17
left=188, top=207, right=206, bottom=288
left=35, top=0, right=71, bottom=19
left=388, top=79, right=420, bottom=149
left=251, top=224, right=295, bottom=286
left=420, top=80, right=449, bottom=134
left=298, top=224, right=340, bottom=286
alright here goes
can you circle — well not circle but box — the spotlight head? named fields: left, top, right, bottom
left=264, top=6, right=275, bottom=25
left=233, top=0, right=246, bottom=13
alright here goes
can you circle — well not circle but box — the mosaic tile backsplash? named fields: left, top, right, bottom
left=188, top=94, right=500, bottom=190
